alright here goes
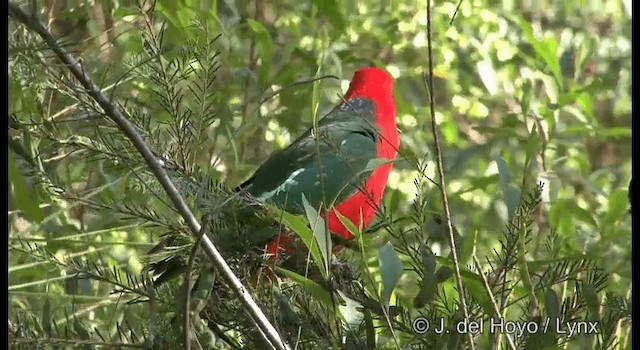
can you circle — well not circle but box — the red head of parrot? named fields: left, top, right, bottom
left=325, top=66, right=398, bottom=240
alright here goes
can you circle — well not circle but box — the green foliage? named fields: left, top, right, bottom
left=9, top=0, right=630, bottom=349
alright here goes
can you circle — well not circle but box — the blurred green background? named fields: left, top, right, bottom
left=9, top=0, right=631, bottom=349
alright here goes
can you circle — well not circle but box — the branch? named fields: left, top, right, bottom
left=473, top=256, right=517, bottom=350
left=424, top=2, right=475, bottom=349
left=7, top=3, right=289, bottom=350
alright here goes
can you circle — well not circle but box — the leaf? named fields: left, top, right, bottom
left=302, top=194, right=330, bottom=273
left=582, top=282, right=600, bottom=320
left=576, top=36, right=596, bottom=81
left=154, top=0, right=182, bottom=28
left=494, top=156, right=512, bottom=194
left=271, top=205, right=325, bottom=274
left=603, top=190, right=629, bottom=227
left=458, top=228, right=477, bottom=266
left=193, top=261, right=216, bottom=312
left=435, top=267, right=454, bottom=282
left=415, top=245, right=439, bottom=308
left=518, top=19, right=562, bottom=85
left=538, top=72, right=559, bottom=104
left=495, top=156, right=520, bottom=220
left=314, top=0, right=346, bottom=36
left=563, top=105, right=590, bottom=124
left=42, top=297, right=52, bottom=336
left=246, top=19, right=273, bottom=83
left=593, top=127, right=631, bottom=138
left=544, top=288, right=560, bottom=320
left=576, top=91, right=594, bottom=119
left=74, top=317, right=91, bottom=340
left=337, top=290, right=364, bottom=331
left=9, top=150, right=43, bottom=222
left=477, top=59, right=498, bottom=95
left=377, top=242, right=404, bottom=304
left=333, top=209, right=361, bottom=240
left=434, top=257, right=494, bottom=316
left=310, top=65, right=323, bottom=122
left=549, top=202, right=575, bottom=236
left=559, top=48, right=575, bottom=79
left=566, top=202, right=599, bottom=228
left=275, top=267, right=333, bottom=306
left=364, top=158, right=391, bottom=173
left=519, top=79, right=533, bottom=114
left=525, top=124, right=541, bottom=163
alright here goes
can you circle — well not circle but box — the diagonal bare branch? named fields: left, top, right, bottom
left=424, top=1, right=475, bottom=349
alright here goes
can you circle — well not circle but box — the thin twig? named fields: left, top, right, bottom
left=449, top=0, right=464, bottom=25
left=259, top=75, right=339, bottom=105
left=473, top=255, right=517, bottom=350
left=424, top=2, right=475, bottom=349
left=7, top=4, right=289, bottom=350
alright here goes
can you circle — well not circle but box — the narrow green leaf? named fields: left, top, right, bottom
left=270, top=205, right=325, bottom=274
left=458, top=228, right=477, bottom=266
left=311, top=65, right=323, bottom=122
left=42, top=297, right=52, bottom=336
left=9, top=151, right=43, bottom=222
left=539, top=73, right=559, bottom=104
left=576, top=91, right=594, bottom=119
left=525, top=124, right=541, bottom=165
left=495, top=156, right=520, bottom=220
left=527, top=255, right=603, bottom=271
left=477, top=59, right=498, bottom=95
left=519, top=79, right=533, bottom=113
left=421, top=244, right=436, bottom=273
left=566, top=202, right=599, bottom=228
left=155, top=0, right=185, bottom=28
left=302, top=194, right=330, bottom=273
left=518, top=19, right=562, bottom=85
left=74, top=317, right=90, bottom=339
left=193, top=261, right=215, bottom=311
left=435, top=266, right=453, bottom=283
left=576, top=37, right=596, bottom=81
left=414, top=246, right=439, bottom=307
left=560, top=48, right=575, bottom=79
left=544, top=288, right=559, bottom=320
left=582, top=282, right=600, bottom=320
left=275, top=267, right=333, bottom=306
left=246, top=19, right=273, bottom=83
left=494, top=156, right=511, bottom=194
left=364, top=158, right=391, bottom=173
left=603, top=190, right=629, bottom=226
left=378, top=242, right=404, bottom=304
left=333, top=209, right=361, bottom=239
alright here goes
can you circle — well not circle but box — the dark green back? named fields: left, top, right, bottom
left=239, top=98, right=380, bottom=213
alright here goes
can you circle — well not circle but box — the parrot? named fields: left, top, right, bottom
left=148, top=66, right=399, bottom=282
left=238, top=66, right=399, bottom=269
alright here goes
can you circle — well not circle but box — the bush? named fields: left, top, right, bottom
left=9, top=1, right=631, bottom=349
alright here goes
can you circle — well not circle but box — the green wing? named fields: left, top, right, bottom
left=239, top=98, right=380, bottom=214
